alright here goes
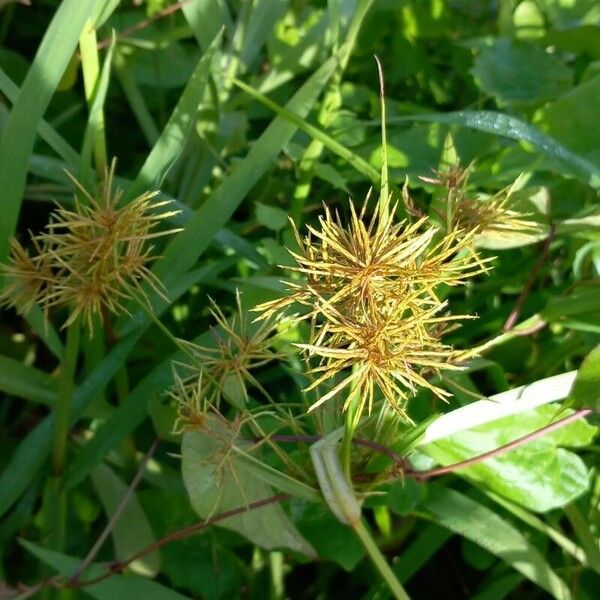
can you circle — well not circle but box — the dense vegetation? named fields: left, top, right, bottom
left=0, top=1, right=599, bottom=598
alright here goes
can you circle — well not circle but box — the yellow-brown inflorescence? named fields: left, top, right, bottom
left=0, top=162, right=180, bottom=331
left=256, top=193, right=490, bottom=422
left=421, top=165, right=543, bottom=242
left=176, top=292, right=283, bottom=411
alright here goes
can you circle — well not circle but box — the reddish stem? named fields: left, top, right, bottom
left=408, top=408, right=592, bottom=480
left=97, top=0, right=194, bottom=50
left=503, top=224, right=556, bottom=331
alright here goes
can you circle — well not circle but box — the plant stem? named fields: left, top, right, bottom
left=52, top=316, right=81, bottom=476
left=79, top=20, right=107, bottom=176
left=340, top=405, right=357, bottom=484
left=352, top=518, right=411, bottom=600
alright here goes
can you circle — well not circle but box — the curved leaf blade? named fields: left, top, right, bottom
left=422, top=485, right=571, bottom=600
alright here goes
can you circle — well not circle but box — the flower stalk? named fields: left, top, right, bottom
left=52, top=314, right=81, bottom=476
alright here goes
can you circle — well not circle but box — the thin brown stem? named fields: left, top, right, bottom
left=408, top=408, right=592, bottom=480
left=65, top=493, right=289, bottom=589
left=503, top=224, right=556, bottom=331
left=97, top=0, right=194, bottom=50
left=68, top=438, right=159, bottom=583
left=6, top=494, right=289, bottom=598
left=254, top=434, right=411, bottom=471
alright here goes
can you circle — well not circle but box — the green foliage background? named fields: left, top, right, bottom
left=0, top=0, right=599, bottom=598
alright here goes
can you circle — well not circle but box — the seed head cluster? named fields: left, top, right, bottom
left=0, top=163, right=180, bottom=331
left=257, top=193, right=489, bottom=422
left=176, top=292, right=282, bottom=413
left=420, top=165, right=542, bottom=242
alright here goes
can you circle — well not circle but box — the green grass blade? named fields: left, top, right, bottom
left=233, top=77, right=380, bottom=188
left=79, top=27, right=114, bottom=181
left=0, top=355, right=57, bottom=406
left=422, top=484, right=571, bottom=600
left=0, top=67, right=79, bottom=168
left=123, top=31, right=222, bottom=202
left=387, top=110, right=600, bottom=189
left=182, top=0, right=232, bottom=50
left=150, top=55, right=339, bottom=294
left=65, top=353, right=174, bottom=490
left=21, top=540, right=192, bottom=600
left=113, top=49, right=160, bottom=146
left=0, top=333, right=139, bottom=519
left=65, top=261, right=237, bottom=487
left=564, top=503, right=600, bottom=573
left=0, top=0, right=96, bottom=266
left=91, top=463, right=160, bottom=575
left=23, top=305, right=65, bottom=360
left=289, top=0, right=374, bottom=222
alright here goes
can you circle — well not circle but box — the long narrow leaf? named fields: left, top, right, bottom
left=387, top=111, right=600, bottom=189
left=233, top=77, right=381, bottom=186
left=0, top=356, right=57, bottom=406
left=0, top=0, right=96, bottom=265
left=0, top=67, right=79, bottom=167
left=0, top=334, right=139, bottom=519
left=151, top=56, right=338, bottom=294
left=21, top=540, right=191, bottom=600
left=422, top=485, right=571, bottom=600
left=123, top=31, right=222, bottom=202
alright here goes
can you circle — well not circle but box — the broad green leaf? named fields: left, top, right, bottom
left=557, top=213, right=600, bottom=237
left=0, top=0, right=96, bottom=265
left=124, top=32, right=221, bottom=202
left=295, top=503, right=365, bottom=571
left=90, top=463, right=160, bottom=576
left=20, top=540, right=191, bottom=600
left=471, top=38, right=571, bottom=105
left=255, top=202, right=288, bottom=231
left=388, top=111, right=600, bottom=189
left=421, top=485, right=571, bottom=600
left=422, top=404, right=594, bottom=512
left=535, top=75, right=600, bottom=169
left=419, top=370, right=577, bottom=445
left=567, top=345, right=600, bottom=412
left=182, top=415, right=316, bottom=557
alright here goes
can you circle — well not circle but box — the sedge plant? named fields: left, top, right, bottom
left=0, top=160, right=179, bottom=549
left=168, top=70, right=543, bottom=599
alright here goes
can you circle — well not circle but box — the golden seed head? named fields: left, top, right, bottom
left=255, top=191, right=487, bottom=422
left=0, top=160, right=181, bottom=331
left=175, top=291, right=283, bottom=410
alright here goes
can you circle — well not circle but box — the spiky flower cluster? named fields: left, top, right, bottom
left=0, top=163, right=180, bottom=331
left=257, top=193, right=489, bottom=422
left=175, top=292, right=282, bottom=416
left=420, top=166, right=542, bottom=243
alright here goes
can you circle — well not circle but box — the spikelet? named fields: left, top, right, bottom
left=0, top=160, right=181, bottom=332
